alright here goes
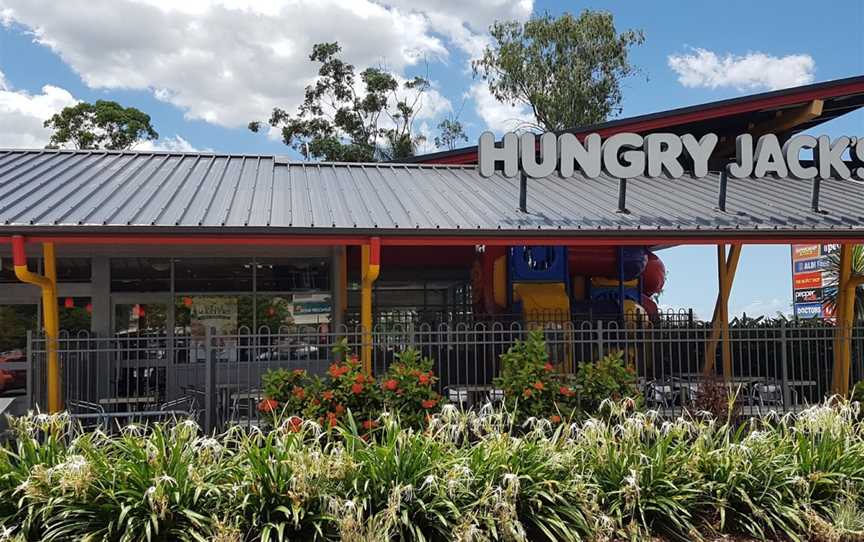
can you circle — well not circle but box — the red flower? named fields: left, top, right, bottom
left=559, top=386, right=574, bottom=397
left=533, top=381, right=545, bottom=391
left=292, top=386, right=305, bottom=400
left=327, top=412, right=338, bottom=428
left=334, top=404, right=345, bottom=415
left=351, top=383, right=364, bottom=394
left=523, top=388, right=533, bottom=399
left=288, top=416, right=303, bottom=432
left=418, top=373, right=430, bottom=385
left=322, top=390, right=334, bottom=401
left=328, top=363, right=349, bottom=378
left=354, top=373, right=366, bottom=384
left=544, top=363, right=554, bottom=372
left=362, top=419, right=377, bottom=430
left=383, top=379, right=399, bottom=391
left=348, top=355, right=360, bottom=366
left=257, top=398, right=278, bottom=413
left=421, top=398, right=438, bottom=409
left=550, top=415, right=561, bottom=424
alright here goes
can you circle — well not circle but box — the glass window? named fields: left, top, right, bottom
left=175, top=295, right=254, bottom=335
left=111, top=258, right=171, bottom=292
left=256, top=258, right=329, bottom=292
left=0, top=304, right=37, bottom=397
left=58, top=297, right=91, bottom=333
left=174, top=258, right=253, bottom=292
left=0, top=257, right=38, bottom=282
left=57, top=258, right=91, bottom=282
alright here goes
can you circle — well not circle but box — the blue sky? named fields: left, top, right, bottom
left=1, top=0, right=862, bottom=319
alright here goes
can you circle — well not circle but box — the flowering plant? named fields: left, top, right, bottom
left=493, top=330, right=579, bottom=423
left=380, top=347, right=441, bottom=427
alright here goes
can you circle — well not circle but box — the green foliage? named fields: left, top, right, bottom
left=823, top=244, right=864, bottom=321
left=433, top=117, right=467, bottom=151
left=4, top=401, right=864, bottom=541
left=494, top=330, right=579, bottom=424
left=853, top=380, right=864, bottom=402
left=473, top=10, right=644, bottom=131
left=43, top=100, right=158, bottom=150
left=572, top=350, right=640, bottom=413
left=250, top=42, right=430, bottom=162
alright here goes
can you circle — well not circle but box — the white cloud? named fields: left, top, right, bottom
left=0, top=70, right=78, bottom=148
left=0, top=0, right=532, bottom=131
left=668, top=47, right=815, bottom=91
left=136, top=135, right=207, bottom=152
left=468, top=82, right=533, bottom=133
left=731, top=297, right=791, bottom=319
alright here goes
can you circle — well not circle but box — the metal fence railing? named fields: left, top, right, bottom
left=26, top=320, right=864, bottom=431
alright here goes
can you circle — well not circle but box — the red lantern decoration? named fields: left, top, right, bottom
left=85, top=303, right=93, bottom=314
left=133, top=304, right=145, bottom=318
left=183, top=296, right=193, bottom=307
left=64, top=297, right=74, bottom=308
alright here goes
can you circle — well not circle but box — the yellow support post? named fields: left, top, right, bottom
left=832, top=244, right=855, bottom=395
left=11, top=236, right=61, bottom=412
left=360, top=238, right=380, bottom=375
left=703, top=243, right=742, bottom=378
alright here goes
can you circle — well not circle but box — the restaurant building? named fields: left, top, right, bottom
left=2, top=75, right=864, bottom=427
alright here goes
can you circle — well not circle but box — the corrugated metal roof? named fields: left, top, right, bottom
left=0, top=148, right=863, bottom=238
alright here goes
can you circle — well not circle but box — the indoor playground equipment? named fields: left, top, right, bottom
left=479, top=245, right=666, bottom=325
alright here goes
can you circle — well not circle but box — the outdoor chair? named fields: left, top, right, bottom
left=159, top=396, right=196, bottom=418
left=447, top=387, right=469, bottom=409
left=67, top=400, right=107, bottom=431
left=751, top=382, right=797, bottom=409
left=487, top=388, right=504, bottom=405
left=645, top=381, right=678, bottom=410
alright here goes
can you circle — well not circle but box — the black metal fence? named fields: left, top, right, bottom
left=25, top=320, right=864, bottom=431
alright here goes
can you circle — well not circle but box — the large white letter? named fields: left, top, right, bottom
left=814, top=135, right=851, bottom=180
left=519, top=132, right=557, bottom=178
left=645, top=133, right=684, bottom=178
left=602, top=133, right=645, bottom=178
left=479, top=131, right=519, bottom=178
left=728, top=134, right=753, bottom=178
left=852, top=137, right=864, bottom=181
left=754, top=134, right=788, bottom=178
left=558, top=133, right=602, bottom=178
left=681, top=133, right=718, bottom=178
left=783, top=135, right=818, bottom=180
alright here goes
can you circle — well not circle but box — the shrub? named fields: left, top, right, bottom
left=494, top=330, right=580, bottom=424
left=572, top=350, right=641, bottom=413
left=379, top=347, right=442, bottom=428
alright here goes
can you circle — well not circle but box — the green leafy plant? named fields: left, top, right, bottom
left=572, top=350, right=641, bottom=413
left=494, top=330, right=579, bottom=424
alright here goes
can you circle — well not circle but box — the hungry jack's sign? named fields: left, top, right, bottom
left=478, top=132, right=864, bottom=180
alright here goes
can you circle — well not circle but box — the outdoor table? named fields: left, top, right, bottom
left=71, top=410, right=192, bottom=432
left=99, top=396, right=158, bottom=412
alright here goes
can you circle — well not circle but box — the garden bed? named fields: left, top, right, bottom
left=1, top=399, right=864, bottom=541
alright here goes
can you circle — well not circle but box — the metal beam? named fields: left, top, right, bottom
left=703, top=243, right=742, bottom=378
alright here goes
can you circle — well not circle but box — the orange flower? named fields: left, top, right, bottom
left=292, top=386, right=305, bottom=400
left=348, top=354, right=360, bottom=366
left=523, top=388, right=533, bottom=399
left=559, top=386, right=574, bottom=397
left=362, top=419, right=377, bottom=430
left=418, top=373, right=430, bottom=385
left=421, top=398, right=438, bottom=409
left=351, top=383, right=364, bottom=394
left=327, top=412, right=338, bottom=428
left=257, top=398, right=278, bottom=413
left=533, top=381, right=544, bottom=391
left=550, top=415, right=561, bottom=424
left=334, top=403, right=345, bottom=415
left=544, top=363, right=554, bottom=372
left=293, top=369, right=306, bottom=376
left=322, top=390, right=334, bottom=401
left=383, top=379, right=399, bottom=391
left=354, top=373, right=366, bottom=384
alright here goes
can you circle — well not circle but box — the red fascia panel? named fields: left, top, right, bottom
left=421, top=79, right=864, bottom=166
left=4, top=233, right=864, bottom=248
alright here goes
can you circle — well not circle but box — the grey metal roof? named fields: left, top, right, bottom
left=1, top=148, right=863, bottom=239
